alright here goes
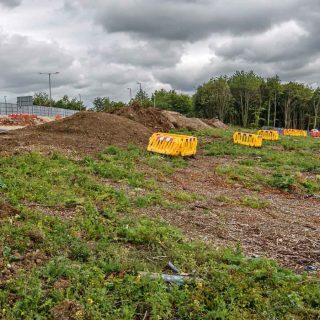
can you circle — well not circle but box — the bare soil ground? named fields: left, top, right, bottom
left=139, top=155, right=320, bottom=272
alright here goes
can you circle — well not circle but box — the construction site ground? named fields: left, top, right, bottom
left=0, top=109, right=319, bottom=318
left=0, top=111, right=318, bottom=272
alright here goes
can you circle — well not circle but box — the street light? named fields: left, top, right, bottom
left=4, top=96, right=7, bottom=114
left=127, top=88, right=132, bottom=100
left=39, top=72, right=59, bottom=108
left=137, top=82, right=142, bottom=92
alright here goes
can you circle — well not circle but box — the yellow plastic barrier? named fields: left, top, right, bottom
left=257, top=130, right=279, bottom=141
left=233, top=132, right=262, bottom=147
left=147, top=133, right=197, bottom=156
left=283, top=129, right=307, bottom=137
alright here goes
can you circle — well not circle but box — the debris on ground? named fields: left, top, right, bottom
left=0, top=114, right=45, bottom=126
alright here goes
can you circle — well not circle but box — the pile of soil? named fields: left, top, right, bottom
left=0, top=112, right=152, bottom=154
left=112, top=104, right=174, bottom=131
left=202, top=118, right=228, bottom=129
left=162, top=111, right=212, bottom=131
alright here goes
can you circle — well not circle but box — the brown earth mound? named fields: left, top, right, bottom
left=161, top=111, right=212, bottom=131
left=202, top=118, right=228, bottom=129
left=112, top=104, right=174, bottom=131
left=0, top=112, right=152, bottom=155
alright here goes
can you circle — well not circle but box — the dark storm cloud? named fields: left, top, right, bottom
left=93, top=39, right=184, bottom=68
left=81, top=0, right=312, bottom=41
left=0, top=0, right=22, bottom=7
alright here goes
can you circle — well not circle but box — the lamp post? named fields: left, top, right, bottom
left=39, top=72, right=59, bottom=108
left=4, top=96, right=7, bottom=114
left=127, top=88, right=132, bottom=100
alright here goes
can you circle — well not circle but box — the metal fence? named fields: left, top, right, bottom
left=0, top=103, right=77, bottom=117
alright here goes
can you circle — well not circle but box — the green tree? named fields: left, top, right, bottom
left=229, top=71, right=263, bottom=127
left=134, top=89, right=151, bottom=107
left=312, top=88, right=320, bottom=129
left=153, top=89, right=193, bottom=115
left=55, top=95, right=85, bottom=111
left=194, top=76, right=233, bottom=121
left=266, top=76, right=282, bottom=127
left=93, top=97, right=126, bottom=112
left=33, top=92, right=51, bottom=107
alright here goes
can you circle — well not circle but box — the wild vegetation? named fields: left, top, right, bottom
left=0, top=129, right=319, bottom=319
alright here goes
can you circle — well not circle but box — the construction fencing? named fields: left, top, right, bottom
left=0, top=103, right=77, bottom=118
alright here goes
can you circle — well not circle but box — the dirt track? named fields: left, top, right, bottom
left=139, top=155, right=320, bottom=272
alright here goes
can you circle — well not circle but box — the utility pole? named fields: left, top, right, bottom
left=137, top=82, right=142, bottom=102
left=4, top=96, right=7, bottom=115
left=127, top=88, right=132, bottom=100
left=39, top=72, right=59, bottom=108
left=137, top=82, right=142, bottom=92
left=153, top=93, right=156, bottom=108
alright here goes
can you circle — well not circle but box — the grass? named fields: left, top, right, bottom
left=0, top=144, right=319, bottom=319
left=204, top=130, right=320, bottom=194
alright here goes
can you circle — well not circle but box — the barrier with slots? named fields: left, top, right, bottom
left=233, top=132, right=263, bottom=147
left=147, top=133, right=197, bottom=156
left=257, top=130, right=279, bottom=141
left=283, top=129, right=307, bottom=137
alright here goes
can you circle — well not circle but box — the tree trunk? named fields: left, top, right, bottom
left=314, top=100, right=319, bottom=129
left=267, top=99, right=271, bottom=126
left=273, top=92, right=277, bottom=127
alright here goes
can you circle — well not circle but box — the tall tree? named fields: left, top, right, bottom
left=228, top=71, right=263, bottom=127
left=193, top=76, right=233, bottom=121
left=312, top=88, right=320, bottom=129
left=266, top=76, right=282, bottom=127
left=153, top=89, right=193, bottom=115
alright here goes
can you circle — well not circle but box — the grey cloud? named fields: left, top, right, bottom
left=0, top=32, right=81, bottom=94
left=93, top=39, right=184, bottom=68
left=0, top=0, right=22, bottom=7
left=78, top=0, right=310, bottom=41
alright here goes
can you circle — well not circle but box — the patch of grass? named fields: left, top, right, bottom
left=239, top=196, right=270, bottom=209
left=208, top=133, right=320, bottom=194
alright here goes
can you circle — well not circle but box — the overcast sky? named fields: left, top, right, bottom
left=0, top=0, right=320, bottom=105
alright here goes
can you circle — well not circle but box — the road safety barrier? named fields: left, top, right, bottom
left=233, top=132, right=262, bottom=147
left=257, top=130, right=279, bottom=141
left=147, top=133, right=197, bottom=156
left=310, top=131, right=320, bottom=137
left=283, top=129, right=307, bottom=137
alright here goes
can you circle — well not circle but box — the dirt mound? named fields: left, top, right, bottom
left=0, top=112, right=152, bottom=154
left=112, top=104, right=174, bottom=131
left=202, top=118, right=228, bottom=129
left=161, top=111, right=212, bottom=131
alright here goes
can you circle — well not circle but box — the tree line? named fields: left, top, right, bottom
left=34, top=70, right=320, bottom=129
left=33, top=92, right=85, bottom=111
